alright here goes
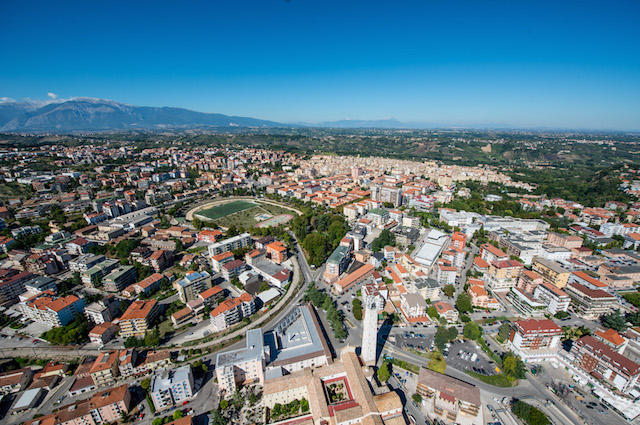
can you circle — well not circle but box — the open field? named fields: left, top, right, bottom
left=196, top=200, right=255, bottom=220
left=257, top=214, right=293, bottom=228
left=211, top=201, right=299, bottom=229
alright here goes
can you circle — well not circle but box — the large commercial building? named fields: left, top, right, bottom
left=262, top=349, right=405, bottom=425
left=173, top=271, right=212, bottom=303
left=149, top=365, right=195, bottom=411
left=264, top=304, right=332, bottom=373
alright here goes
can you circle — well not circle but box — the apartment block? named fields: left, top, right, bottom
left=173, top=271, right=212, bottom=303
left=207, top=233, right=252, bottom=256
left=532, top=256, right=570, bottom=288
left=209, top=293, right=255, bottom=332
left=119, top=299, right=160, bottom=338
left=90, top=351, right=120, bottom=387
left=19, top=291, right=85, bottom=327
left=103, top=265, right=138, bottom=292
left=572, top=336, right=640, bottom=394
left=532, top=282, right=570, bottom=314
left=564, top=282, right=618, bottom=320
left=508, top=319, right=563, bottom=362
left=216, top=329, right=266, bottom=395
left=150, top=366, right=195, bottom=412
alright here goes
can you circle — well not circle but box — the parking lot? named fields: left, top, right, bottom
left=397, top=331, right=434, bottom=352
left=444, top=339, right=496, bottom=376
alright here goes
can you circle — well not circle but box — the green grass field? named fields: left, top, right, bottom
left=197, top=200, right=255, bottom=220
left=208, top=201, right=299, bottom=229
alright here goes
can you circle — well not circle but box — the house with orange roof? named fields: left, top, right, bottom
left=517, top=270, right=543, bottom=293
left=472, top=256, right=490, bottom=273
left=468, top=285, right=499, bottom=310
left=434, top=301, right=458, bottom=323
left=197, top=229, right=223, bottom=243
left=89, top=322, right=119, bottom=345
left=594, top=328, right=628, bottom=354
left=480, top=243, right=508, bottom=264
left=333, top=264, right=375, bottom=295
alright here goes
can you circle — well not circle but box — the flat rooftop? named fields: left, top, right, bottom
left=264, top=304, right=330, bottom=366
left=216, top=329, right=264, bottom=368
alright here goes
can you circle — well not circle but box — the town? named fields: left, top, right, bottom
left=0, top=140, right=639, bottom=425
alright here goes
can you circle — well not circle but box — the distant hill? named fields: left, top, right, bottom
left=0, top=98, right=287, bottom=132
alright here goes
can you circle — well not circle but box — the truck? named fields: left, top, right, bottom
left=470, top=353, right=478, bottom=362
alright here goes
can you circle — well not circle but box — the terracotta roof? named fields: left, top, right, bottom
left=595, top=328, right=626, bottom=347
left=514, top=319, right=562, bottom=335
left=576, top=336, right=640, bottom=376
left=482, top=243, right=508, bottom=258
left=572, top=271, right=608, bottom=288
left=212, top=251, right=234, bottom=261
left=473, top=257, right=489, bottom=268
left=120, top=299, right=157, bottom=321
left=199, top=285, right=223, bottom=300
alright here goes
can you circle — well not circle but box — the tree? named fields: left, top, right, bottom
left=377, top=362, right=391, bottom=382
left=502, top=353, right=526, bottom=379
left=192, top=217, right=204, bottom=231
left=371, top=229, right=396, bottom=252
left=259, top=281, right=271, bottom=292
left=427, top=306, right=440, bottom=319
left=460, top=314, right=471, bottom=323
left=173, top=410, right=183, bottom=421
left=456, top=293, right=472, bottom=313
left=219, top=399, right=229, bottom=410
left=463, top=322, right=483, bottom=341
left=140, top=378, right=150, bottom=391
left=443, top=284, right=455, bottom=298
left=412, top=393, right=422, bottom=404
left=300, top=398, right=309, bottom=412
left=153, top=419, right=163, bottom=425
left=601, top=310, right=627, bottom=332
left=427, top=352, right=447, bottom=373
left=511, top=400, right=550, bottom=425
left=352, top=298, right=362, bottom=320
left=497, top=323, right=511, bottom=343
left=554, top=311, right=569, bottom=320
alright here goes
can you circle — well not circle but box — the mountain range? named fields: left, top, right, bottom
left=0, top=97, right=518, bottom=132
left=0, top=98, right=285, bottom=132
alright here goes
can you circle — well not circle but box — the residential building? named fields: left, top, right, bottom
left=216, top=329, right=266, bottom=395
left=211, top=251, right=235, bottom=273
left=22, top=384, right=131, bottom=425
left=507, top=287, right=547, bottom=318
left=149, top=249, right=173, bottom=272
left=69, top=254, right=106, bottom=273
left=532, top=256, right=571, bottom=288
left=434, top=301, right=458, bottom=323
left=572, top=336, right=640, bottom=394
left=265, top=241, right=288, bottom=264
left=532, top=282, right=570, bottom=314
left=400, top=293, right=429, bottom=320
left=119, top=299, right=160, bottom=338
left=209, top=293, right=256, bottom=332
left=594, top=328, right=628, bottom=354
left=103, top=265, right=138, bottom=292
left=480, top=243, right=508, bottom=264
left=0, top=270, right=36, bottom=306
left=467, top=284, right=499, bottom=309
left=484, top=259, right=523, bottom=291
left=89, top=322, right=119, bottom=345
left=197, top=229, right=222, bottom=243
left=149, top=365, right=195, bottom=412
left=124, top=273, right=166, bottom=297
left=0, top=368, right=34, bottom=395
left=173, top=271, right=212, bottom=303
left=222, top=259, right=246, bottom=280
left=323, top=245, right=351, bottom=283
left=84, top=295, right=120, bottom=324
left=90, top=351, right=120, bottom=387
left=517, top=270, right=544, bottom=293
left=416, top=368, right=482, bottom=425
left=198, top=285, right=225, bottom=307
left=208, top=233, right=252, bottom=256
left=547, top=232, right=584, bottom=249
left=19, top=291, right=85, bottom=327
left=564, top=282, right=618, bottom=320
left=508, top=319, right=563, bottom=362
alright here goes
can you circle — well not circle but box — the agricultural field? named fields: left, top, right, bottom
left=196, top=200, right=255, bottom=220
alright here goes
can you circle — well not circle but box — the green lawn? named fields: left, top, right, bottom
left=197, top=201, right=255, bottom=220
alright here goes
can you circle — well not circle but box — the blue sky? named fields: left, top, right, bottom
left=1, top=0, right=639, bottom=130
